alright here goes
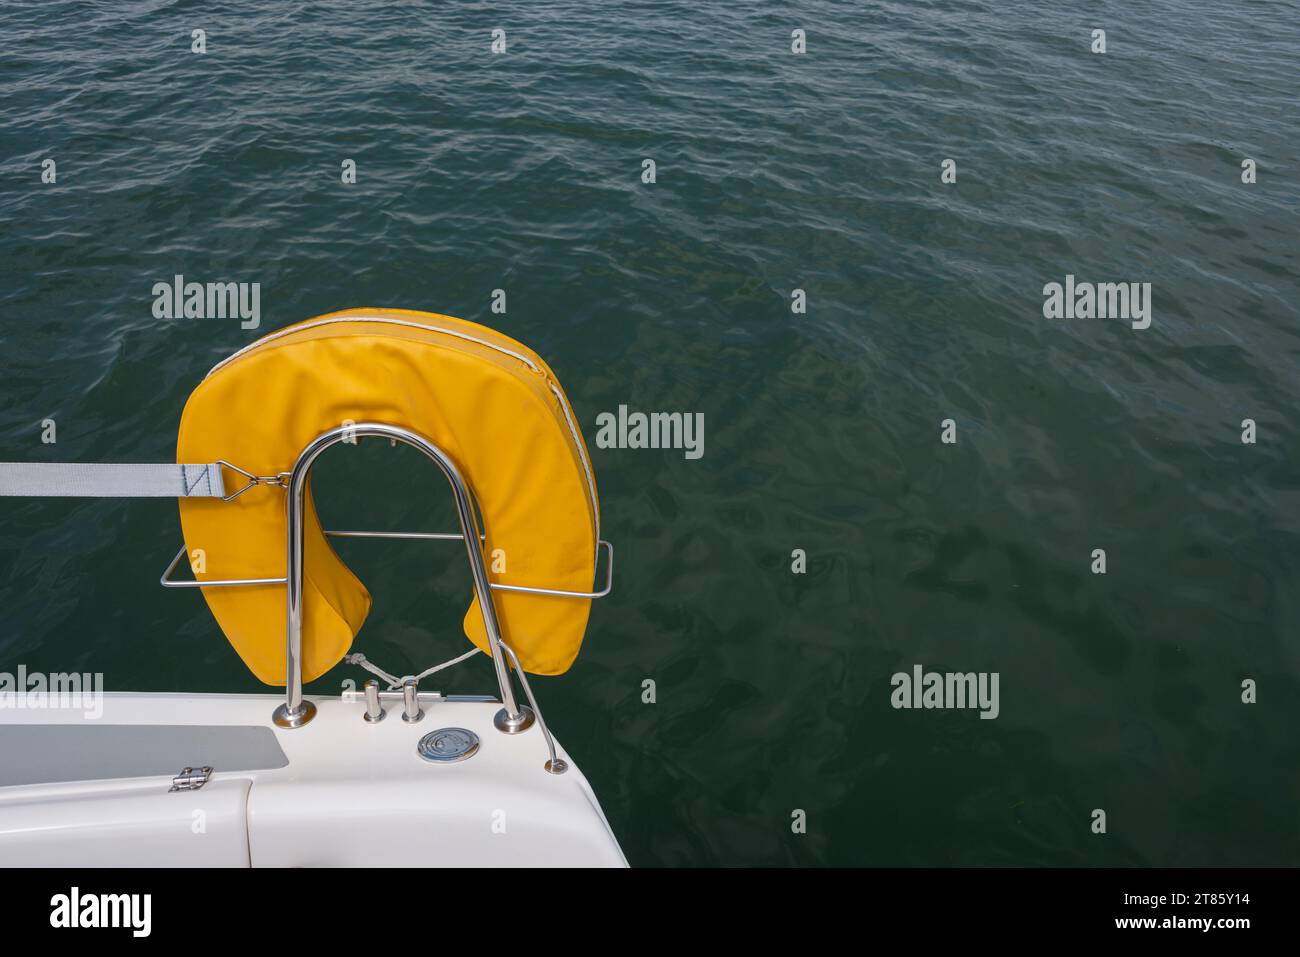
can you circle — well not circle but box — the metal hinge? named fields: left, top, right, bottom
left=169, top=766, right=213, bottom=792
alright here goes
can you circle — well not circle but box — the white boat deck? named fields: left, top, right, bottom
left=0, top=692, right=626, bottom=867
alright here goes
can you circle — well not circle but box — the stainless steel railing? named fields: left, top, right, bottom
left=160, top=422, right=613, bottom=741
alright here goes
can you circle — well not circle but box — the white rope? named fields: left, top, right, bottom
left=411, top=646, right=484, bottom=682
left=343, top=653, right=400, bottom=687
left=344, top=647, right=483, bottom=690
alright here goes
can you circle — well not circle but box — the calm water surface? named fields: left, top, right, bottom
left=1, top=1, right=1298, bottom=865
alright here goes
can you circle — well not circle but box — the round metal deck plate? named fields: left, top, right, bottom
left=417, top=727, right=480, bottom=763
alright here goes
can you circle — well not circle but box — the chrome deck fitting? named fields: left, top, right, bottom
left=417, top=728, right=480, bottom=763
left=402, top=679, right=424, bottom=723
left=363, top=679, right=386, bottom=723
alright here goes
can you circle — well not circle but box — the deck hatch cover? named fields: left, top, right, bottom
left=0, top=725, right=288, bottom=788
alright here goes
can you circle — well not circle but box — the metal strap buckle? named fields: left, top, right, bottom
left=217, top=460, right=291, bottom=502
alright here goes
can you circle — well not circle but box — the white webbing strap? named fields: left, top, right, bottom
left=0, top=462, right=226, bottom=498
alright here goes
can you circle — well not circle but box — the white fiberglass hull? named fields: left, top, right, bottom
left=0, top=692, right=626, bottom=867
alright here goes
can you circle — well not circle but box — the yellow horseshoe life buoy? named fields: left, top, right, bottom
left=176, top=308, right=599, bottom=685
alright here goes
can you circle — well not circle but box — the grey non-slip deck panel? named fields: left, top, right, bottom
left=0, top=724, right=289, bottom=787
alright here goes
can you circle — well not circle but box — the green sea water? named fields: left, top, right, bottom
left=1, top=1, right=1298, bottom=865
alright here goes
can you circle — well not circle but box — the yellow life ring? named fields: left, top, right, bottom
left=176, top=308, right=599, bottom=685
